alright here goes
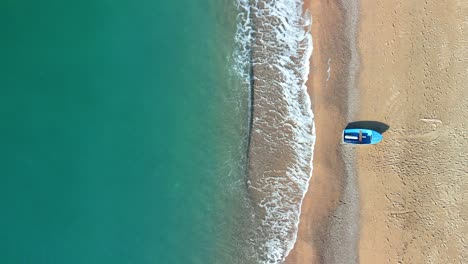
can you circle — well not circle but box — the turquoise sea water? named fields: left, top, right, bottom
left=1, top=1, right=250, bottom=263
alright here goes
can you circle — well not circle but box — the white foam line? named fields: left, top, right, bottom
left=232, top=0, right=316, bottom=263
left=285, top=25, right=316, bottom=264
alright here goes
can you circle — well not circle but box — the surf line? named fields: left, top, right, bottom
left=246, top=0, right=316, bottom=262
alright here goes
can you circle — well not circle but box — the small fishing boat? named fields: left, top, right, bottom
left=343, top=128, right=383, bottom=145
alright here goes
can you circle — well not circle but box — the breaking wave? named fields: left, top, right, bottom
left=232, top=0, right=316, bottom=263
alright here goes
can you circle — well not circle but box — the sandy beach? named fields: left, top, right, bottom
left=286, top=0, right=360, bottom=263
left=357, top=0, right=467, bottom=263
left=287, top=0, right=467, bottom=263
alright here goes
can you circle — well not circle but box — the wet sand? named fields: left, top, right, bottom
left=288, top=0, right=467, bottom=263
left=286, top=0, right=360, bottom=263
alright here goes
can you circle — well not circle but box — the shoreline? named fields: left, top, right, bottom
left=239, top=0, right=319, bottom=262
left=286, top=0, right=361, bottom=263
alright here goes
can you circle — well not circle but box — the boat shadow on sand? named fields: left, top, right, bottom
left=345, top=121, right=390, bottom=134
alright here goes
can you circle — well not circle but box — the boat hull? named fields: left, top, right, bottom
left=343, top=128, right=383, bottom=145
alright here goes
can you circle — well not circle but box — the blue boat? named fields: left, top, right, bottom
left=343, top=128, right=383, bottom=145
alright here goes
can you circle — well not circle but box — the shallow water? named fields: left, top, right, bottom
left=1, top=1, right=316, bottom=263
left=0, top=1, right=250, bottom=263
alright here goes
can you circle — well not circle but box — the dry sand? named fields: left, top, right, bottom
left=287, top=0, right=467, bottom=263
left=357, top=0, right=468, bottom=263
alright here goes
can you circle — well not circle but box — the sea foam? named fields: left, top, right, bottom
left=232, top=0, right=315, bottom=263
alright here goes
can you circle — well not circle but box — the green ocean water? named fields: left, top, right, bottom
left=1, top=1, right=249, bottom=263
